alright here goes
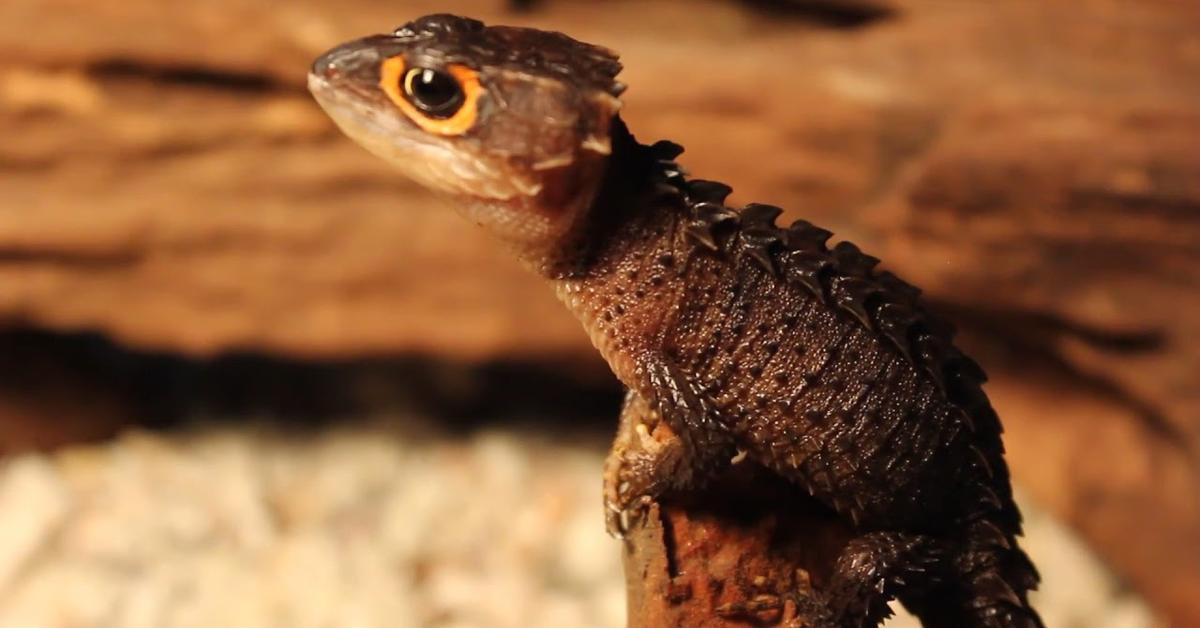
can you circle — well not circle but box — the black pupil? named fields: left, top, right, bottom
left=406, top=68, right=464, bottom=117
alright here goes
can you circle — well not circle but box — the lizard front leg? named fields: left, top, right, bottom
left=604, top=360, right=737, bottom=537
left=604, top=390, right=676, bottom=536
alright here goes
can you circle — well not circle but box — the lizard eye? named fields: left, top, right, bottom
left=402, top=68, right=464, bottom=117
left=380, top=57, right=482, bottom=136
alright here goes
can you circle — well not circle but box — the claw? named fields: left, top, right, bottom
left=634, top=423, right=660, bottom=452
left=604, top=501, right=627, bottom=539
left=604, top=491, right=654, bottom=539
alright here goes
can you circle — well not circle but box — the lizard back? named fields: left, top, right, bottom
left=553, top=135, right=1020, bottom=534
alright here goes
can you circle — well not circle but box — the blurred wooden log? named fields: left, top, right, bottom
left=1, top=0, right=1198, bottom=622
left=869, top=101, right=1200, bottom=626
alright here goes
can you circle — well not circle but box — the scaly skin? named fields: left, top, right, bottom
left=308, top=14, right=1042, bottom=627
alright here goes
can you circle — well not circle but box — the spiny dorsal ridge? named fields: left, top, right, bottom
left=663, top=170, right=995, bottom=442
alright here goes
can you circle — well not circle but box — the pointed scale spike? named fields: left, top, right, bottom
left=650, top=140, right=684, bottom=160
left=977, top=484, right=1004, bottom=511
left=740, top=203, right=783, bottom=227
left=912, top=332, right=949, bottom=392
left=973, top=571, right=1024, bottom=608
left=947, top=349, right=989, bottom=384
left=872, top=302, right=918, bottom=362
left=1008, top=550, right=1042, bottom=589
left=781, top=250, right=831, bottom=298
left=684, top=203, right=738, bottom=253
left=955, top=406, right=977, bottom=433
left=740, top=226, right=781, bottom=247
left=829, top=276, right=882, bottom=328
left=684, top=222, right=720, bottom=252
left=922, top=312, right=957, bottom=339
left=653, top=182, right=683, bottom=200
left=969, top=446, right=993, bottom=478
left=967, top=403, right=1003, bottom=438
left=739, top=223, right=783, bottom=275
left=972, top=519, right=1011, bottom=549
left=785, top=219, right=833, bottom=252
left=740, top=239, right=779, bottom=274
left=747, top=247, right=776, bottom=274
left=875, top=271, right=922, bottom=304
left=685, top=179, right=733, bottom=204
left=693, top=202, right=740, bottom=227
left=831, top=241, right=880, bottom=277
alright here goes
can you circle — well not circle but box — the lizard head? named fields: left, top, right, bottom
left=309, top=14, right=624, bottom=257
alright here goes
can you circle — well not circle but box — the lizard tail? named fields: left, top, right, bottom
left=905, top=519, right=1044, bottom=628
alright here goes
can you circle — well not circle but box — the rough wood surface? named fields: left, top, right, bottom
left=1, top=0, right=1198, bottom=623
left=622, top=468, right=854, bottom=628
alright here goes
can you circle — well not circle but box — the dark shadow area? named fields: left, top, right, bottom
left=0, top=327, right=624, bottom=452
left=739, top=0, right=896, bottom=28
left=87, top=59, right=301, bottom=94
left=509, top=0, right=895, bottom=29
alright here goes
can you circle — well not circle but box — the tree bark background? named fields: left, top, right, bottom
left=1, top=0, right=1197, bottom=623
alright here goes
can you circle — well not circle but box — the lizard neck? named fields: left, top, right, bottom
left=535, top=121, right=687, bottom=388
left=519, top=117, right=661, bottom=277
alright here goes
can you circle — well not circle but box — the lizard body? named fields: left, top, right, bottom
left=309, top=15, right=1042, bottom=627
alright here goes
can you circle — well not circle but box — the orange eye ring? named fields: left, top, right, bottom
left=380, top=56, right=481, bottom=136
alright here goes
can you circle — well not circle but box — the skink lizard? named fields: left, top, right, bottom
left=308, top=15, right=1042, bottom=628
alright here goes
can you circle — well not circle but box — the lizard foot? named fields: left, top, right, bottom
left=603, top=421, right=675, bottom=538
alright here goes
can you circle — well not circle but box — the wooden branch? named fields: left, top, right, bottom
left=622, top=465, right=854, bottom=627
